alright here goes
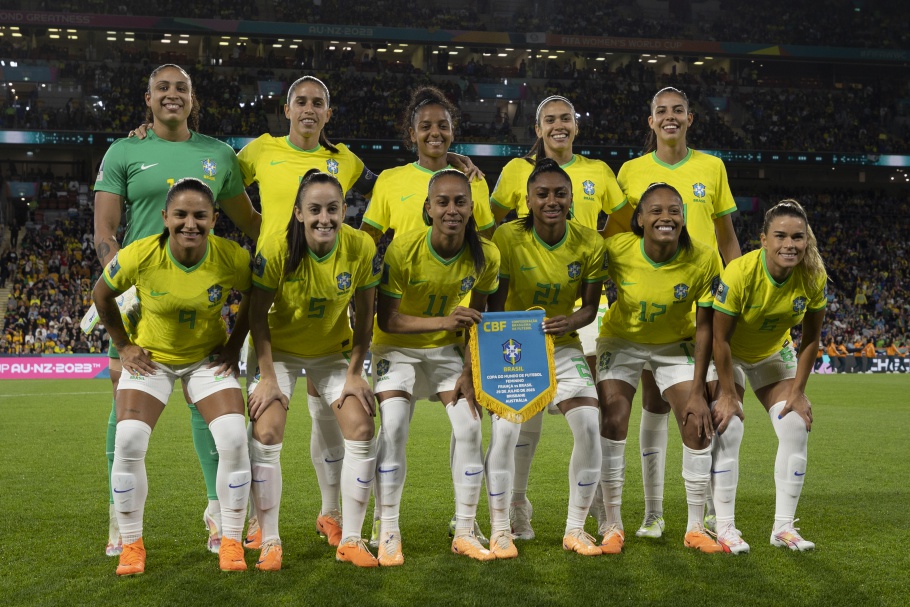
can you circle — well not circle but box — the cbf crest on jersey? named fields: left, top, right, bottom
left=326, top=159, right=339, bottom=175
left=693, top=182, right=706, bottom=198
left=583, top=180, right=595, bottom=196
left=207, top=284, right=223, bottom=304
left=202, top=158, right=218, bottom=181
left=503, top=338, right=522, bottom=365
left=460, top=275, right=476, bottom=294
left=567, top=261, right=582, bottom=280
left=674, top=283, right=690, bottom=301
left=336, top=272, right=352, bottom=291
left=792, top=296, right=808, bottom=314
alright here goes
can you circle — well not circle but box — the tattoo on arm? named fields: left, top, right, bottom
left=96, top=241, right=111, bottom=265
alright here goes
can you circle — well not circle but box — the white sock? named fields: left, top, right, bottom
left=511, top=412, right=543, bottom=504
left=376, top=397, right=411, bottom=537
left=769, top=401, right=808, bottom=531
left=246, top=421, right=256, bottom=522
left=209, top=413, right=250, bottom=542
left=682, top=443, right=713, bottom=531
left=112, top=419, right=151, bottom=545
left=308, top=394, right=344, bottom=515
left=709, top=401, right=743, bottom=532
left=639, top=409, right=669, bottom=517
left=485, top=416, right=519, bottom=535
left=447, top=399, right=484, bottom=535
left=564, top=406, right=601, bottom=534
left=340, top=438, right=377, bottom=543
left=250, top=438, right=283, bottom=543
left=600, top=437, right=626, bottom=530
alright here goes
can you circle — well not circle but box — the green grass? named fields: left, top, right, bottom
left=1, top=375, right=908, bottom=606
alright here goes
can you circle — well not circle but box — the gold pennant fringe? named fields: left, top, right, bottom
left=469, top=311, right=557, bottom=424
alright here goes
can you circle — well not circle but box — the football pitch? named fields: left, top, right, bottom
left=1, top=375, right=907, bottom=607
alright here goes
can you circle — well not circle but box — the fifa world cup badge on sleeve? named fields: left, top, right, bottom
left=469, top=310, right=556, bottom=423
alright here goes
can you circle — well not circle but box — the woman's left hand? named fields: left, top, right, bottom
left=541, top=315, right=569, bottom=337
left=779, top=391, right=813, bottom=431
left=208, top=344, right=241, bottom=378
left=338, top=374, right=375, bottom=417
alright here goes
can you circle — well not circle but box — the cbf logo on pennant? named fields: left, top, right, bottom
left=470, top=309, right=556, bottom=423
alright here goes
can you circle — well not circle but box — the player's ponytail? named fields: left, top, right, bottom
left=630, top=182, right=692, bottom=252
left=762, top=199, right=826, bottom=283
left=285, top=169, right=345, bottom=275
left=425, top=169, right=485, bottom=274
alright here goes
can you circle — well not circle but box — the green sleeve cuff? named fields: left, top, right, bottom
left=712, top=304, right=738, bottom=316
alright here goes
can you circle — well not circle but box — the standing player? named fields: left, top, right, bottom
left=595, top=183, right=729, bottom=554
left=604, top=86, right=741, bottom=540
left=245, top=170, right=381, bottom=570
left=94, top=178, right=253, bottom=575
left=360, top=85, right=495, bottom=544
left=238, top=77, right=481, bottom=548
left=484, top=159, right=606, bottom=558
left=92, top=64, right=260, bottom=556
left=713, top=200, right=827, bottom=551
left=372, top=170, right=500, bottom=565
left=361, top=85, right=495, bottom=244
left=489, top=95, right=626, bottom=539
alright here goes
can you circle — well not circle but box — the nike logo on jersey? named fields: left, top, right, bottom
left=140, top=163, right=159, bottom=170
left=621, top=280, right=636, bottom=286
left=270, top=160, right=287, bottom=165
left=150, top=290, right=169, bottom=297
left=520, top=265, right=536, bottom=272
left=401, top=194, right=416, bottom=201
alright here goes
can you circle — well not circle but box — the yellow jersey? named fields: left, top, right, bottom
left=492, top=220, right=608, bottom=347
left=237, top=135, right=366, bottom=243
left=490, top=155, right=626, bottom=229
left=252, top=224, right=380, bottom=358
left=103, top=234, right=251, bottom=366
left=599, top=233, right=721, bottom=344
left=616, top=149, right=736, bottom=247
left=363, top=162, right=495, bottom=236
left=713, top=249, right=827, bottom=363
left=375, top=228, right=500, bottom=349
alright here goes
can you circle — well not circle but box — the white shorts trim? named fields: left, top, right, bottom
left=595, top=336, right=707, bottom=396
left=546, top=345, right=598, bottom=413
left=118, top=356, right=241, bottom=405
left=731, top=344, right=799, bottom=391
left=248, top=351, right=356, bottom=405
left=577, top=303, right=609, bottom=357
left=371, top=344, right=464, bottom=402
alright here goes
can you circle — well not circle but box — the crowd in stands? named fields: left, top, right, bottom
left=4, top=47, right=907, bottom=154
left=15, top=0, right=908, bottom=50
left=3, top=181, right=908, bottom=369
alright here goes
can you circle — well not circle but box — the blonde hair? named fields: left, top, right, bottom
left=762, top=199, right=826, bottom=282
